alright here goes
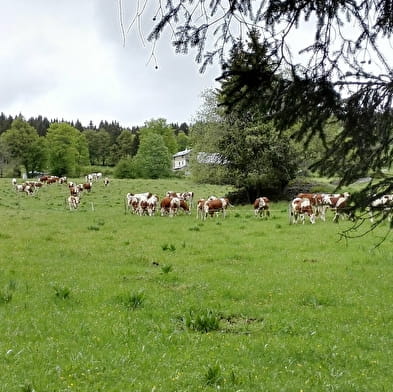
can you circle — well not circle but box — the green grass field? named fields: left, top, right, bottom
left=0, top=178, right=392, bottom=391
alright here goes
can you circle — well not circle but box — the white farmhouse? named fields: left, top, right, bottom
left=172, top=148, right=192, bottom=170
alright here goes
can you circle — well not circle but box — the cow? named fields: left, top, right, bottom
left=82, top=182, right=92, bottom=192
left=289, top=197, right=316, bottom=224
left=196, top=199, right=206, bottom=220
left=166, top=191, right=194, bottom=208
left=127, top=195, right=140, bottom=214
left=296, top=193, right=328, bottom=221
left=179, top=199, right=190, bottom=214
left=15, top=183, right=35, bottom=195
left=160, top=196, right=172, bottom=216
left=368, top=194, right=393, bottom=223
left=181, top=192, right=194, bottom=208
left=126, top=192, right=153, bottom=214
left=322, top=192, right=352, bottom=222
left=11, top=178, right=17, bottom=187
left=146, top=194, right=159, bottom=216
left=67, top=195, right=80, bottom=210
left=169, top=197, right=181, bottom=217
left=253, top=197, right=270, bottom=218
left=138, top=196, right=149, bottom=216
left=69, top=184, right=80, bottom=197
left=46, top=176, right=59, bottom=184
left=104, top=177, right=110, bottom=186
left=204, top=197, right=229, bottom=219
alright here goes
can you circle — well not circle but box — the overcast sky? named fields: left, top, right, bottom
left=0, top=1, right=221, bottom=128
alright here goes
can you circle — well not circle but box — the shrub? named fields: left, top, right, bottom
left=113, top=158, right=136, bottom=179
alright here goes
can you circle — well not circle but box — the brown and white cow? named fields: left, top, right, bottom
left=160, top=196, right=172, bottom=216
left=203, top=197, right=229, bottom=219
left=179, top=199, right=190, bottom=215
left=322, top=192, right=352, bottom=222
left=169, top=197, right=181, bottom=217
left=146, top=194, right=159, bottom=216
left=67, top=195, right=80, bottom=210
left=368, top=194, right=393, bottom=223
left=289, top=197, right=316, bottom=224
left=196, top=199, right=206, bottom=220
left=296, top=193, right=328, bottom=221
left=82, top=182, right=93, bottom=192
left=253, top=197, right=270, bottom=218
left=166, top=191, right=194, bottom=208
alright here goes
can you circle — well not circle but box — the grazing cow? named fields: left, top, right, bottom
left=146, top=194, right=159, bottom=216
left=160, top=196, right=172, bottom=216
left=138, top=196, right=149, bottom=216
left=166, top=191, right=194, bottom=208
left=104, top=177, right=110, bottom=186
left=196, top=199, right=206, bottom=220
left=253, top=197, right=270, bottom=218
left=15, top=183, right=35, bottom=195
left=181, top=191, right=194, bottom=208
left=69, top=185, right=80, bottom=197
left=179, top=199, right=190, bottom=214
left=169, top=197, right=181, bottom=217
left=127, top=195, right=140, bottom=214
left=297, top=193, right=327, bottom=221
left=322, top=192, right=352, bottom=222
left=289, top=197, right=316, bottom=224
left=126, top=192, right=153, bottom=214
left=204, top=198, right=228, bottom=219
left=83, top=182, right=92, bottom=192
left=67, top=195, right=80, bottom=210
left=368, top=194, right=393, bottom=223
left=46, top=176, right=59, bottom=184
left=12, top=178, right=17, bottom=187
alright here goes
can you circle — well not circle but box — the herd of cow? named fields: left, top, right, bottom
left=289, top=192, right=393, bottom=224
left=10, top=175, right=393, bottom=223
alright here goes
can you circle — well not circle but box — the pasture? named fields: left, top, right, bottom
left=0, top=177, right=392, bottom=392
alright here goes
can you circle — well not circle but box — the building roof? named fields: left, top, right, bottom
left=196, top=152, right=228, bottom=164
left=173, top=148, right=192, bottom=158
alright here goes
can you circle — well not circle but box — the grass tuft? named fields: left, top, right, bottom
left=161, top=243, right=176, bottom=251
left=203, top=363, right=223, bottom=386
left=53, top=285, right=71, bottom=300
left=161, top=264, right=173, bottom=274
left=0, top=290, right=12, bottom=304
left=183, top=309, right=221, bottom=333
left=119, top=291, right=145, bottom=310
left=20, top=383, right=35, bottom=392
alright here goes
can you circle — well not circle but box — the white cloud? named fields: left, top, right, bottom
left=0, top=1, right=220, bottom=127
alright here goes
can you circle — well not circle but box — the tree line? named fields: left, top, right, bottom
left=0, top=113, right=190, bottom=178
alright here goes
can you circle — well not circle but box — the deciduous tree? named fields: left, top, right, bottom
left=0, top=117, right=47, bottom=176
left=46, top=123, right=89, bottom=176
left=133, top=131, right=171, bottom=178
